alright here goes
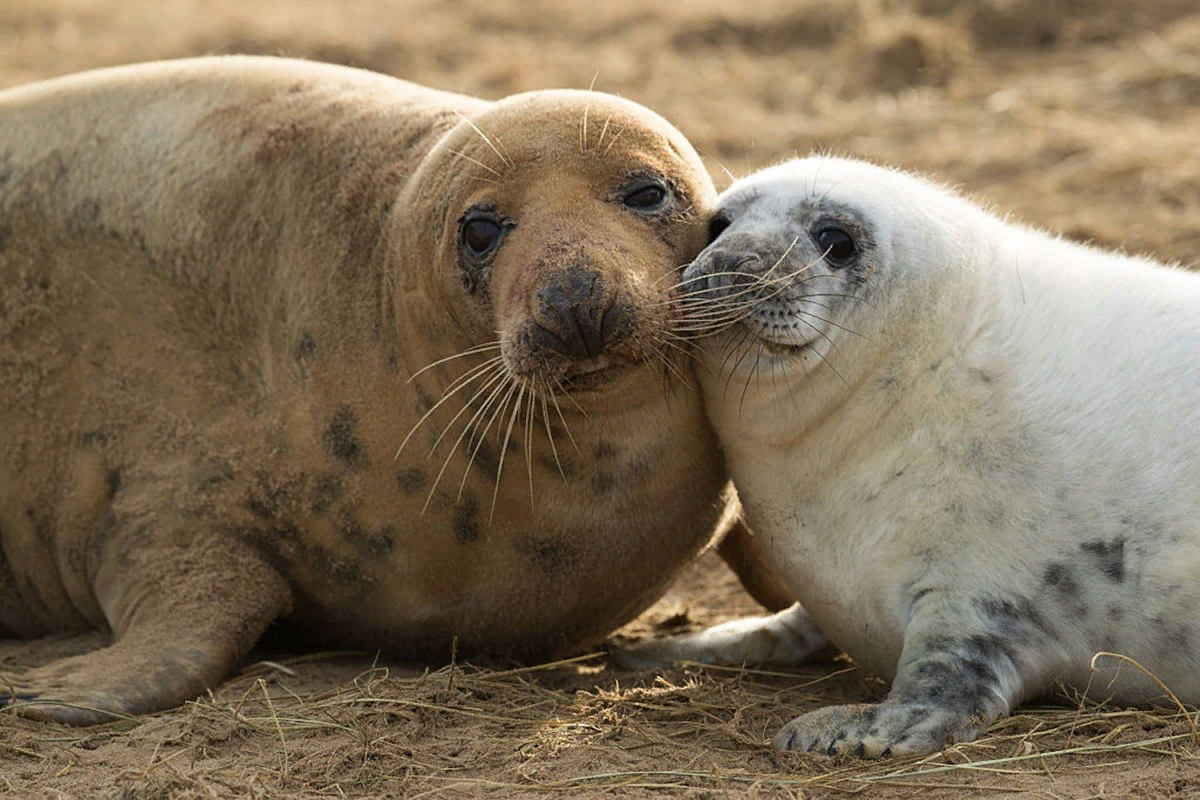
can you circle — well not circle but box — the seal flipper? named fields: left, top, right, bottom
left=611, top=602, right=830, bottom=669
left=4, top=532, right=292, bottom=725
left=716, top=519, right=796, bottom=613
left=775, top=592, right=1054, bottom=757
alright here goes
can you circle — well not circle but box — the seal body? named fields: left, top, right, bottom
left=0, top=55, right=738, bottom=723
left=617, top=156, right=1200, bottom=757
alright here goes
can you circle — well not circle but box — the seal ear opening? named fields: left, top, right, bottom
left=707, top=213, right=731, bottom=245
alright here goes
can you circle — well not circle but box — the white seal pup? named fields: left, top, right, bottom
left=616, top=155, right=1200, bottom=757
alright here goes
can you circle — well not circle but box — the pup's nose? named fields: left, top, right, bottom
left=683, top=249, right=763, bottom=298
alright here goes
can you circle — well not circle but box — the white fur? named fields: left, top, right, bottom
left=620, top=156, right=1200, bottom=757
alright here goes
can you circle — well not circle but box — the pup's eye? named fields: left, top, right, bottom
left=460, top=213, right=506, bottom=260
left=707, top=213, right=731, bottom=244
left=813, top=225, right=857, bottom=269
left=622, top=178, right=670, bottom=212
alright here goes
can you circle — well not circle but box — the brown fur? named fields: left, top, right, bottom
left=0, top=55, right=753, bottom=723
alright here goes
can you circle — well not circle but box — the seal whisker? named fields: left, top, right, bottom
left=523, top=384, right=537, bottom=506
left=455, top=373, right=520, bottom=500
left=602, top=126, right=624, bottom=157
left=648, top=340, right=694, bottom=390
left=553, top=377, right=590, bottom=420
left=793, top=317, right=851, bottom=389
left=796, top=310, right=871, bottom=342
left=593, top=115, right=613, bottom=158
left=548, top=379, right=585, bottom=453
left=740, top=340, right=765, bottom=414
left=538, top=383, right=568, bottom=482
left=394, top=355, right=507, bottom=458
left=580, top=102, right=589, bottom=154
left=422, top=366, right=511, bottom=512
left=447, top=148, right=502, bottom=178
left=407, top=341, right=503, bottom=384
left=453, top=110, right=513, bottom=169
left=418, top=367, right=513, bottom=508
left=720, top=325, right=760, bottom=400
left=489, top=382, right=527, bottom=522
left=425, top=360, right=511, bottom=458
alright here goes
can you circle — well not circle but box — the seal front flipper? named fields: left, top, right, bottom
left=3, top=533, right=291, bottom=725
left=775, top=592, right=1052, bottom=758
left=612, top=602, right=830, bottom=669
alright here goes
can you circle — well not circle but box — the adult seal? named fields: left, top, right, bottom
left=617, top=156, right=1200, bottom=757
left=0, top=55, right=749, bottom=724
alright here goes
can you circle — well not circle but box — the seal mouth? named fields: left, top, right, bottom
left=558, top=354, right=639, bottom=391
left=756, top=334, right=813, bottom=356
left=722, top=318, right=814, bottom=358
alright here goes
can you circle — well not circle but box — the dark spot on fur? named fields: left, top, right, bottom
left=592, top=471, right=617, bottom=494
left=594, top=440, right=618, bottom=459
left=968, top=367, right=995, bottom=384
left=77, top=431, right=109, bottom=447
left=1107, top=604, right=1124, bottom=621
left=310, top=473, right=341, bottom=514
left=453, top=495, right=481, bottom=544
left=520, top=537, right=579, bottom=576
left=468, top=438, right=500, bottom=480
left=374, top=525, right=397, bottom=555
left=295, top=330, right=317, bottom=361
left=1043, top=563, right=1079, bottom=595
left=626, top=456, right=654, bottom=483
left=246, top=496, right=275, bottom=519
left=903, top=635, right=1011, bottom=721
left=415, top=387, right=436, bottom=413
left=973, top=594, right=1054, bottom=639
left=324, top=405, right=366, bottom=469
left=23, top=508, right=52, bottom=549
left=540, top=453, right=577, bottom=479
left=340, top=517, right=391, bottom=557
left=1081, top=539, right=1125, bottom=582
left=396, top=468, right=428, bottom=494
left=0, top=224, right=10, bottom=253
left=1161, top=625, right=1194, bottom=656
left=105, top=469, right=121, bottom=499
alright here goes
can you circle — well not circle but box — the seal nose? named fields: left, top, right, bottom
left=683, top=249, right=763, bottom=299
left=530, top=266, right=632, bottom=360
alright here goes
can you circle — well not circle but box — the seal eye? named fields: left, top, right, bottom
left=460, top=216, right=505, bottom=260
left=622, top=178, right=670, bottom=212
left=707, top=213, right=731, bottom=244
left=813, top=225, right=857, bottom=269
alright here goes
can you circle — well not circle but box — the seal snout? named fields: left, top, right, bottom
left=529, top=264, right=633, bottom=361
left=683, top=248, right=764, bottom=300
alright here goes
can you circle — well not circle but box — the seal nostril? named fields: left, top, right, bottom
left=600, top=299, right=634, bottom=347
left=533, top=266, right=621, bottom=360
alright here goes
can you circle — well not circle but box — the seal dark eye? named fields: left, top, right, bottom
left=707, top=213, right=731, bottom=244
left=463, top=219, right=502, bottom=257
left=459, top=209, right=508, bottom=262
left=813, top=225, right=858, bottom=269
left=621, top=177, right=670, bottom=212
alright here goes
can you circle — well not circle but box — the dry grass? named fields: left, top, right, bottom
left=2, top=555, right=1197, bottom=797
left=3, top=0, right=1200, bottom=796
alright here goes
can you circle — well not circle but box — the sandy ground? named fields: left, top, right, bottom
left=3, top=0, right=1200, bottom=796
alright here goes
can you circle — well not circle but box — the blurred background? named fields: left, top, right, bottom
left=3, top=0, right=1199, bottom=263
